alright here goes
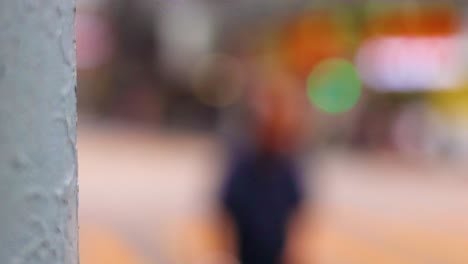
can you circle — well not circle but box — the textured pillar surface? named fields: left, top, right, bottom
left=0, top=1, right=78, bottom=263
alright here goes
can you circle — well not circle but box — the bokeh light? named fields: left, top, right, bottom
left=76, top=13, right=115, bottom=70
left=307, top=58, right=361, bottom=114
left=191, top=54, right=245, bottom=108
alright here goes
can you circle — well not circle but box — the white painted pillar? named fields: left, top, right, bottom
left=0, top=0, right=78, bottom=263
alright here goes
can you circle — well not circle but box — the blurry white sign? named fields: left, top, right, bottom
left=355, top=36, right=463, bottom=92
left=158, top=1, right=215, bottom=77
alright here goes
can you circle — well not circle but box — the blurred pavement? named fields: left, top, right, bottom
left=78, top=122, right=468, bottom=264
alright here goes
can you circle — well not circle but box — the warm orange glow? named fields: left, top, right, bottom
left=80, top=223, right=148, bottom=264
left=365, top=8, right=459, bottom=37
left=281, top=12, right=348, bottom=80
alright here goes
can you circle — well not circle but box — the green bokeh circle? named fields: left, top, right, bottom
left=307, top=58, right=361, bottom=113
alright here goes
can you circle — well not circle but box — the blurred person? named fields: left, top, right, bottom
left=219, top=69, right=308, bottom=264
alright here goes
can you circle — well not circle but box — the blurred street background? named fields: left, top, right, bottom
left=76, top=0, right=468, bottom=263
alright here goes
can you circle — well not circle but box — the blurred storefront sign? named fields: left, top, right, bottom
left=356, top=6, right=462, bottom=92
left=364, top=7, right=459, bottom=36
left=355, top=36, right=463, bottom=91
